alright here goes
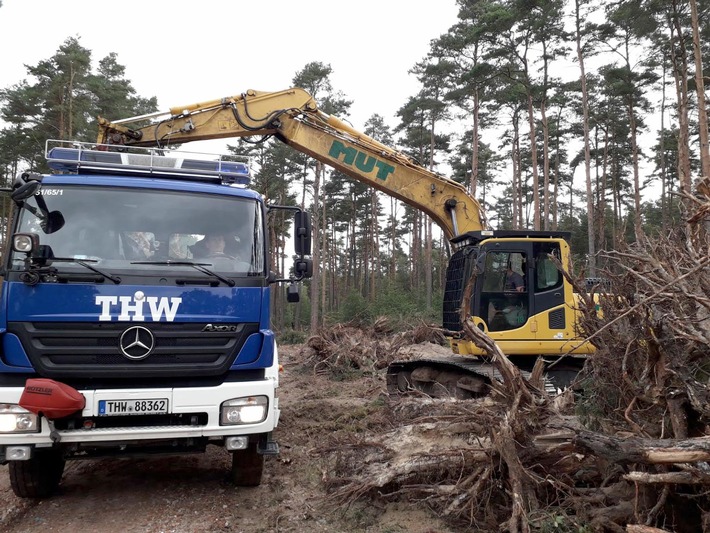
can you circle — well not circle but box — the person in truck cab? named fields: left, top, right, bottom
left=190, top=233, right=233, bottom=259
left=204, top=234, right=228, bottom=257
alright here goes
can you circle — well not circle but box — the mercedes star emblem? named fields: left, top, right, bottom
left=119, top=325, right=155, bottom=360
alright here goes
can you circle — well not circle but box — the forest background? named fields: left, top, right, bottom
left=0, top=0, right=707, bottom=339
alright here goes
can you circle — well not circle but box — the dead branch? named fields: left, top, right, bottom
left=624, top=471, right=710, bottom=484
left=626, top=525, right=674, bottom=533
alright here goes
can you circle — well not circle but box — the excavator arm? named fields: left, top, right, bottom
left=97, top=88, right=487, bottom=240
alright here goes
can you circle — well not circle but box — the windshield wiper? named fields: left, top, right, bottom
left=130, top=260, right=236, bottom=287
left=45, top=258, right=122, bottom=284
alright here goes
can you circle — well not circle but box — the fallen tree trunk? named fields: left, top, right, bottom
left=575, top=429, right=710, bottom=465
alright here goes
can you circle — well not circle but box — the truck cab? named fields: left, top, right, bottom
left=0, top=141, right=312, bottom=497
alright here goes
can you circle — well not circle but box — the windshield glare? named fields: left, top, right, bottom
left=10, top=185, right=265, bottom=276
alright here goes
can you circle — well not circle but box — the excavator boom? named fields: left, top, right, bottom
left=97, top=88, right=487, bottom=241
left=98, top=87, right=588, bottom=397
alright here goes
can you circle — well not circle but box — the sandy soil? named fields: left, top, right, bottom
left=0, top=345, right=457, bottom=533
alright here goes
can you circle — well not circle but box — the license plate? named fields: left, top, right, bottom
left=98, top=398, right=169, bottom=416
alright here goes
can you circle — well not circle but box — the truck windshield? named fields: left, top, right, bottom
left=9, top=185, right=265, bottom=276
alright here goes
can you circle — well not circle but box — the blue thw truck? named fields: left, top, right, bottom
left=0, top=140, right=312, bottom=497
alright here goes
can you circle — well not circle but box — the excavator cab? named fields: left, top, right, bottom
left=444, top=231, right=584, bottom=360
left=473, top=241, right=566, bottom=336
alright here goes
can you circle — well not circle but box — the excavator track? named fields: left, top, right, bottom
left=386, top=355, right=565, bottom=399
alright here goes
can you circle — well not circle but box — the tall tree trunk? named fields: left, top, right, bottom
left=270, top=217, right=285, bottom=330
left=389, top=198, right=397, bottom=278
left=330, top=223, right=338, bottom=313
left=669, top=3, right=693, bottom=198
left=309, top=162, right=322, bottom=333
left=612, top=157, right=620, bottom=245
left=369, top=191, right=378, bottom=301
left=412, top=211, right=421, bottom=291
left=541, top=98, right=551, bottom=231
left=471, top=89, right=480, bottom=196
left=320, top=193, right=327, bottom=322
left=690, top=0, right=710, bottom=180
left=526, top=93, right=541, bottom=230
left=540, top=40, right=551, bottom=231
left=576, top=0, right=596, bottom=276
left=348, top=201, right=359, bottom=297
left=425, top=219, right=432, bottom=310
left=67, top=65, right=76, bottom=139
left=660, top=60, right=669, bottom=229
left=552, top=108, right=562, bottom=230
left=599, top=126, right=610, bottom=250
left=425, top=122, right=436, bottom=311
left=628, top=98, right=644, bottom=242
left=512, top=111, right=521, bottom=229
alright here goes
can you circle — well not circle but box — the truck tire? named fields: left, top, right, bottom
left=230, top=443, right=263, bottom=487
left=9, top=449, right=65, bottom=498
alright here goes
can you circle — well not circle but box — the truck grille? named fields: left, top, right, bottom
left=7, top=321, right=259, bottom=379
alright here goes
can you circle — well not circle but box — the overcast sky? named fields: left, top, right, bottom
left=0, top=0, right=459, bottom=149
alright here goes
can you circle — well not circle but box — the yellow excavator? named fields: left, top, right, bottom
left=96, top=88, right=593, bottom=396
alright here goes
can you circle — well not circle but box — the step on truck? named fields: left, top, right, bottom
left=0, top=140, right=313, bottom=498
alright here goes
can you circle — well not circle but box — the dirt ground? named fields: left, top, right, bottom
left=0, top=345, right=457, bottom=533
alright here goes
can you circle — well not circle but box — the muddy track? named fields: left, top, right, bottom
left=0, top=347, right=454, bottom=533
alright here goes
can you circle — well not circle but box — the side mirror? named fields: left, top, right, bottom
left=287, top=283, right=300, bottom=303
left=294, top=257, right=313, bottom=279
left=294, top=211, right=311, bottom=256
left=265, top=205, right=313, bottom=289
left=35, top=244, right=55, bottom=265
left=42, top=211, right=65, bottom=234
left=11, top=181, right=41, bottom=203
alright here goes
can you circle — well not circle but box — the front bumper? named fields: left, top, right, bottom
left=0, top=379, right=279, bottom=448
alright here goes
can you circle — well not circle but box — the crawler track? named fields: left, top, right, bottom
left=387, top=355, right=574, bottom=398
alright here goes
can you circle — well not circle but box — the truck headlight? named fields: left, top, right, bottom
left=0, top=404, right=39, bottom=433
left=220, top=396, right=268, bottom=425
left=12, top=234, right=38, bottom=254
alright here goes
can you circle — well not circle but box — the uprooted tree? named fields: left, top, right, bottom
left=299, top=192, right=710, bottom=532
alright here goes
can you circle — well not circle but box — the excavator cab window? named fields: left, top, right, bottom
left=534, top=244, right=562, bottom=292
left=481, top=251, right=529, bottom=331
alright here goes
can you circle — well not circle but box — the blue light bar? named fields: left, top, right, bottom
left=45, top=141, right=251, bottom=185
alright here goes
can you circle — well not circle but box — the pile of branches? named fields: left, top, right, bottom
left=576, top=229, right=710, bottom=439
left=319, top=317, right=617, bottom=532
left=299, top=317, right=448, bottom=375
left=316, top=200, right=710, bottom=532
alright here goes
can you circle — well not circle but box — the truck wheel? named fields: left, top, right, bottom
left=230, top=443, right=263, bottom=487
left=9, top=449, right=65, bottom=498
